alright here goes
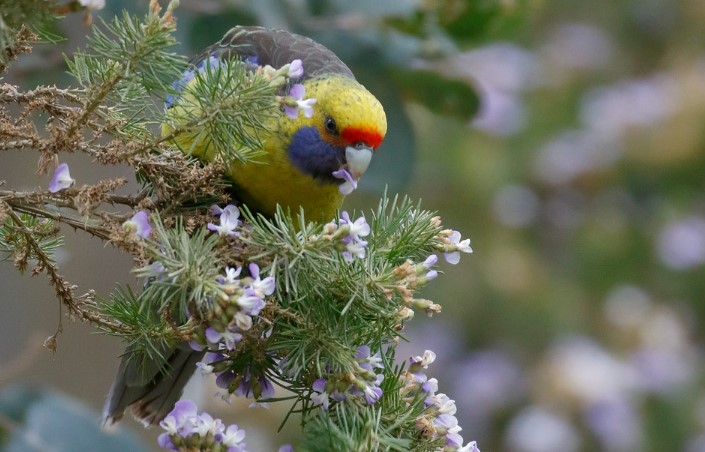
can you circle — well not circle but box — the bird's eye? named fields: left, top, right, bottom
left=325, top=117, right=337, bottom=134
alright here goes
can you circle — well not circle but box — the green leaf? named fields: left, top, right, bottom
left=391, top=69, right=480, bottom=120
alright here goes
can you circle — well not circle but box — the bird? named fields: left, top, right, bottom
left=102, top=25, right=387, bottom=426
left=164, top=25, right=387, bottom=223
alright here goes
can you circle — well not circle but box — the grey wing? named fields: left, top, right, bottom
left=102, top=343, right=205, bottom=426
left=192, top=25, right=354, bottom=80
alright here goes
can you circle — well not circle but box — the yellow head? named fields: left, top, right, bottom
left=278, top=75, right=387, bottom=187
left=227, top=74, right=387, bottom=221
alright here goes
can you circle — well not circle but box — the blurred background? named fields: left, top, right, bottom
left=3, top=0, right=705, bottom=450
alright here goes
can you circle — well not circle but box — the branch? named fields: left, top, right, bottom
left=2, top=201, right=130, bottom=342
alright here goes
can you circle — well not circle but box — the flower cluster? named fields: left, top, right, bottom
left=212, top=363, right=276, bottom=403
left=191, top=262, right=274, bottom=352
left=390, top=254, right=443, bottom=318
left=190, top=263, right=276, bottom=403
left=158, top=400, right=248, bottom=452
left=207, top=204, right=241, bottom=237
left=166, top=53, right=311, bottom=114
left=311, top=345, right=385, bottom=410
left=401, top=351, right=480, bottom=452
left=322, top=211, right=371, bottom=262
left=437, top=229, right=473, bottom=265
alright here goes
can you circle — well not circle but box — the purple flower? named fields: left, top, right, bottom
left=434, top=413, right=460, bottom=435
left=195, top=360, right=214, bottom=375
left=340, top=212, right=371, bottom=241
left=189, top=340, right=205, bottom=351
left=430, top=392, right=458, bottom=415
left=348, top=373, right=384, bottom=406
left=48, top=163, right=74, bottom=193
left=156, top=432, right=175, bottom=451
left=216, top=370, right=236, bottom=390
left=422, top=254, right=438, bottom=269
left=248, top=263, right=276, bottom=298
left=444, top=230, right=473, bottom=264
left=311, top=378, right=331, bottom=410
left=459, top=441, right=481, bottom=452
left=123, top=211, right=152, bottom=239
left=236, top=288, right=266, bottom=317
left=145, top=261, right=166, bottom=278
left=218, top=266, right=243, bottom=284
left=233, top=371, right=275, bottom=400
left=287, top=59, right=304, bottom=79
left=410, top=350, right=437, bottom=370
left=221, top=424, right=246, bottom=448
left=336, top=212, right=371, bottom=262
left=332, top=168, right=357, bottom=195
left=284, top=84, right=317, bottom=119
left=207, top=204, right=240, bottom=237
left=363, top=383, right=384, bottom=405
left=205, top=326, right=242, bottom=350
left=278, top=445, right=294, bottom=452
left=259, top=376, right=276, bottom=399
left=342, top=240, right=368, bottom=262
left=356, top=345, right=383, bottom=372
left=158, top=399, right=197, bottom=437
left=191, top=411, right=218, bottom=437
left=422, top=377, right=438, bottom=394
left=157, top=400, right=248, bottom=451
left=446, top=432, right=465, bottom=448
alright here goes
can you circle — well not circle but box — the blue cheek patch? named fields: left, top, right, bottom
left=287, top=126, right=344, bottom=182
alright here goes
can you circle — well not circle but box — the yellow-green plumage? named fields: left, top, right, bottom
left=163, top=26, right=387, bottom=223
left=227, top=76, right=386, bottom=221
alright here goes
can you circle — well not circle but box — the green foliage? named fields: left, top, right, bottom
left=0, top=0, right=58, bottom=66
left=133, top=217, right=226, bottom=320
left=97, top=195, right=452, bottom=449
left=164, top=57, right=278, bottom=164
left=99, top=285, right=178, bottom=374
left=66, top=4, right=185, bottom=139
left=0, top=213, right=63, bottom=273
left=1, top=2, right=482, bottom=450
left=391, top=70, right=480, bottom=120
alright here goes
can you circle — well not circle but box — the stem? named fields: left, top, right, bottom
left=0, top=83, right=83, bottom=104
left=65, top=74, right=123, bottom=139
left=7, top=201, right=112, bottom=241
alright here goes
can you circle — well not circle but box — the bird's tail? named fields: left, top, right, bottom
left=102, top=344, right=205, bottom=427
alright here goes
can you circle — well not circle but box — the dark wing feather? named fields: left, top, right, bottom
left=191, top=25, right=354, bottom=80
left=102, top=343, right=205, bottom=426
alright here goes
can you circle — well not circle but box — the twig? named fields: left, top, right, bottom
left=2, top=202, right=129, bottom=339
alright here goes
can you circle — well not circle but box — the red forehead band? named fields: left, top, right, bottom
left=341, top=127, right=384, bottom=149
